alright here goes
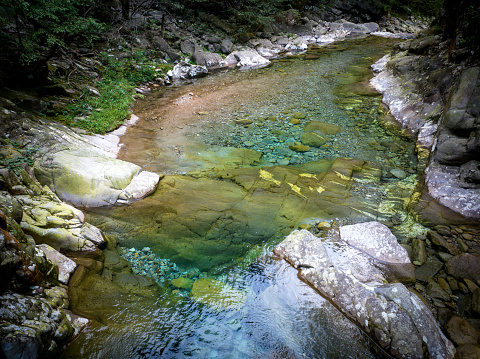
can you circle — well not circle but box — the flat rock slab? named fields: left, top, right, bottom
left=274, top=229, right=455, bottom=359
left=339, top=221, right=411, bottom=264
left=37, top=244, right=77, bottom=284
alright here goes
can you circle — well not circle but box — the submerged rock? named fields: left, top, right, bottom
left=190, top=278, right=246, bottom=311
left=274, top=228, right=455, bottom=359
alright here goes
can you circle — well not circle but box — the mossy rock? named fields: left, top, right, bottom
left=293, top=112, right=306, bottom=119
left=234, top=119, right=253, bottom=125
left=290, top=118, right=301, bottom=125
left=301, top=132, right=326, bottom=147
left=289, top=144, right=311, bottom=152
left=171, top=277, right=194, bottom=290
left=190, top=278, right=246, bottom=311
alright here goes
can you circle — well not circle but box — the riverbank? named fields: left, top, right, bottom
left=1, top=5, right=479, bottom=359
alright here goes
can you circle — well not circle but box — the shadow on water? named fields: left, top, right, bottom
left=64, top=36, right=415, bottom=358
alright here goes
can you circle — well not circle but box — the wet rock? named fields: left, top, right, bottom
left=446, top=316, right=480, bottom=346
left=274, top=229, right=454, bottom=359
left=415, top=258, right=444, bottom=282
left=171, top=277, right=194, bottom=290
left=0, top=191, right=23, bottom=224
left=446, top=254, right=480, bottom=283
left=304, top=121, right=343, bottom=135
left=301, top=132, right=326, bottom=147
left=37, top=244, right=77, bottom=284
left=289, top=144, right=311, bottom=152
left=412, top=238, right=427, bottom=266
left=473, top=289, right=480, bottom=316
left=454, top=344, right=480, bottom=359
left=190, top=278, right=246, bottom=311
left=224, top=50, right=270, bottom=69
left=428, top=230, right=461, bottom=256
left=427, top=281, right=451, bottom=302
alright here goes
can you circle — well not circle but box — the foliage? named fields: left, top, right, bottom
left=462, top=5, right=480, bottom=50
left=60, top=50, right=172, bottom=134
left=0, top=0, right=106, bottom=66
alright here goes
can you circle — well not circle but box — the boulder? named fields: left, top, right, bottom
left=274, top=229, right=454, bottom=359
left=339, top=222, right=411, bottom=264
left=180, top=39, right=196, bottom=55
left=220, top=39, right=233, bottom=54
left=224, top=50, right=270, bottom=69
left=150, top=36, right=169, bottom=52
left=37, top=244, right=77, bottom=284
left=167, top=61, right=208, bottom=80
left=445, top=316, right=480, bottom=346
left=301, top=132, right=326, bottom=147
left=193, top=47, right=227, bottom=69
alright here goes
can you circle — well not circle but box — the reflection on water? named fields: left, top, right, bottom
left=64, top=257, right=376, bottom=359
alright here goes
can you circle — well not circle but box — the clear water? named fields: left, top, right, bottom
left=63, top=36, right=416, bottom=358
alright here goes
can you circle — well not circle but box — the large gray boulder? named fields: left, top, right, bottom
left=274, top=227, right=455, bottom=359
left=193, top=46, right=227, bottom=69
left=167, top=61, right=208, bottom=80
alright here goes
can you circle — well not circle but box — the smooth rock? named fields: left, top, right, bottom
left=190, top=278, right=246, bottom=311
left=339, top=221, right=411, bottom=264
left=454, top=344, right=480, bottom=359
left=446, top=316, right=480, bottom=346
left=171, top=277, right=194, bottom=290
left=167, top=61, right=208, bottom=80
left=37, top=244, right=77, bottom=284
left=301, top=132, right=326, bottom=147
left=304, top=121, right=343, bottom=135
left=412, top=238, right=427, bottom=266
left=446, top=254, right=480, bottom=283
left=289, top=144, right=311, bottom=152
left=274, top=229, right=455, bottom=359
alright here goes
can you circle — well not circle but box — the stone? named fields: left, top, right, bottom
left=274, top=229, right=455, bottom=359
left=415, top=259, right=444, bottom=282
left=224, top=50, right=270, bottom=69
left=428, top=230, right=461, bottom=256
left=167, top=62, right=208, bottom=80
left=412, top=238, right=427, bottom=266
left=390, top=168, right=407, bottom=179
left=193, top=47, right=226, bottom=69
left=289, top=144, right=311, bottom=152
left=180, top=39, right=196, bottom=55
left=445, top=316, right=480, bottom=346
left=171, top=277, right=194, bottom=290
left=473, top=289, right=480, bottom=315
left=426, top=281, right=451, bottom=302
left=35, top=150, right=159, bottom=208
left=301, top=132, right=326, bottom=147
left=190, top=278, right=246, bottom=311
left=117, top=171, right=160, bottom=205
left=304, top=121, right=343, bottom=135
left=234, top=119, right=253, bottom=125
left=150, top=36, right=169, bottom=52
left=37, top=244, right=77, bottom=284
left=220, top=39, right=233, bottom=54
left=339, top=222, right=411, bottom=264
left=446, top=254, right=480, bottom=283
left=454, top=344, right=480, bottom=359
left=290, top=118, right=301, bottom=125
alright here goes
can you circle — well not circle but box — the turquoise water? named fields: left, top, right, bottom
left=63, top=36, right=416, bottom=358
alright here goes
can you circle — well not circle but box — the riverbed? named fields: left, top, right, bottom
left=63, top=36, right=423, bottom=358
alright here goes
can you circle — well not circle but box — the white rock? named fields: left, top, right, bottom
left=117, top=171, right=161, bottom=204
left=224, top=50, right=270, bottom=69
left=37, top=244, right=77, bottom=284
left=339, top=221, right=411, bottom=264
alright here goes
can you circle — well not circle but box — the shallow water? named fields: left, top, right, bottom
left=64, top=36, right=420, bottom=358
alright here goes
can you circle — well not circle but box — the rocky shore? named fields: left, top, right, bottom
left=1, top=3, right=479, bottom=358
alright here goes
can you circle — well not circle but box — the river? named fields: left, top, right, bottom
left=63, top=35, right=422, bottom=359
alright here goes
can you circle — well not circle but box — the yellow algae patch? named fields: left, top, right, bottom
left=334, top=171, right=351, bottom=181
left=288, top=183, right=307, bottom=198
left=259, top=169, right=281, bottom=185
left=316, top=186, right=325, bottom=194
left=190, top=278, right=246, bottom=311
left=299, top=173, right=317, bottom=179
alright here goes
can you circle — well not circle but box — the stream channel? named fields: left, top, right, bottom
left=64, top=36, right=423, bottom=358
